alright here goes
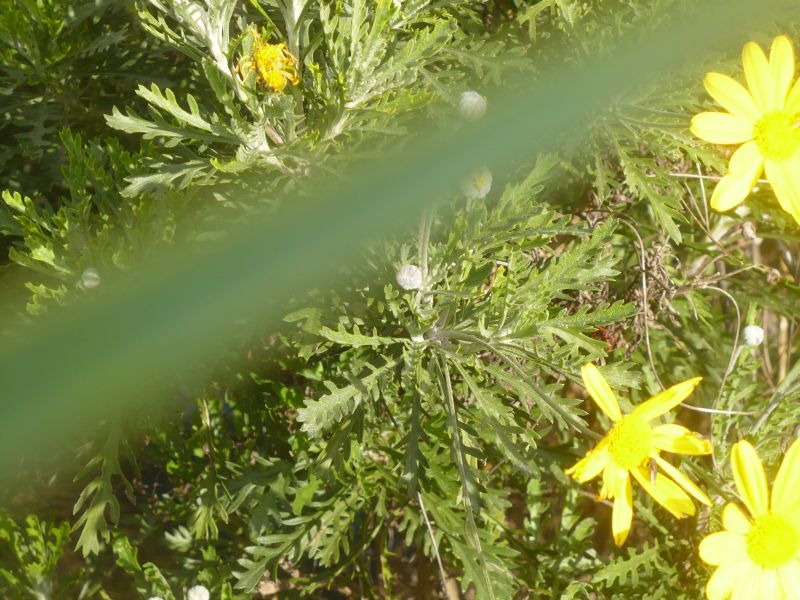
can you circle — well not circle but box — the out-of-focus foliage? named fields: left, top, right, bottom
left=1, top=0, right=799, bottom=598
left=0, top=0, right=177, bottom=198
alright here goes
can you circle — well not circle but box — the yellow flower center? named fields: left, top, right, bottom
left=746, top=512, right=799, bottom=569
left=247, top=37, right=299, bottom=93
left=474, top=173, right=490, bottom=189
left=753, top=111, right=800, bottom=161
left=607, top=415, right=653, bottom=470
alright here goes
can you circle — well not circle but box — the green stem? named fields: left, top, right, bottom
left=434, top=352, right=497, bottom=600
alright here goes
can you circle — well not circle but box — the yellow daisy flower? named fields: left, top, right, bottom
left=238, top=29, right=299, bottom=94
left=691, top=35, right=800, bottom=224
left=566, top=363, right=712, bottom=545
left=699, top=439, right=800, bottom=600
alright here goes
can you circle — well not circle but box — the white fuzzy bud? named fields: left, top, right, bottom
left=458, top=91, right=487, bottom=121
left=148, top=597, right=165, bottom=600
left=396, top=264, right=423, bottom=290
left=187, top=585, right=210, bottom=600
left=81, top=268, right=101, bottom=289
left=461, top=168, right=492, bottom=200
left=742, top=325, right=764, bottom=347
left=734, top=205, right=751, bottom=218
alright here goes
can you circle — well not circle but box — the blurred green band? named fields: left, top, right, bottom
left=0, top=0, right=795, bottom=477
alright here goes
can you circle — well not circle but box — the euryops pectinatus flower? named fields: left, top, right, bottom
left=238, top=28, right=299, bottom=93
left=566, top=364, right=712, bottom=545
left=699, top=439, right=800, bottom=600
left=691, top=36, right=800, bottom=223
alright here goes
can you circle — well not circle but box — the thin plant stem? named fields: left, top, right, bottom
left=416, top=206, right=435, bottom=311
left=694, top=284, right=742, bottom=468
left=417, top=491, right=452, bottom=600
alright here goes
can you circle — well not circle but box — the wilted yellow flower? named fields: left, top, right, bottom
left=238, top=29, right=299, bottom=93
left=691, top=35, right=800, bottom=224
left=566, top=364, right=712, bottom=545
left=699, top=439, right=800, bottom=600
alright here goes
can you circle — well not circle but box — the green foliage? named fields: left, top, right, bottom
left=0, top=0, right=174, bottom=198
left=72, top=426, right=134, bottom=557
left=1, top=130, right=181, bottom=312
left=297, top=357, right=400, bottom=437
left=232, top=156, right=635, bottom=596
left=113, top=535, right=176, bottom=600
left=105, top=0, right=511, bottom=197
left=1, top=0, right=799, bottom=598
left=0, top=512, right=74, bottom=599
left=593, top=541, right=669, bottom=588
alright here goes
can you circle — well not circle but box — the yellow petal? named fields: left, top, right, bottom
left=765, top=157, right=800, bottom=225
left=631, top=467, right=695, bottom=518
left=744, top=569, right=778, bottom=600
left=710, top=176, right=753, bottom=212
left=601, top=461, right=627, bottom=500
left=743, top=41, right=775, bottom=112
left=729, top=563, right=762, bottom=600
left=580, top=363, right=621, bottom=422
left=704, top=72, right=762, bottom=122
left=722, top=503, right=751, bottom=534
left=632, top=377, right=702, bottom=422
left=611, top=472, right=633, bottom=546
left=706, top=562, right=745, bottom=600
left=729, top=139, right=765, bottom=177
left=691, top=112, right=754, bottom=144
left=780, top=564, right=800, bottom=599
left=699, top=531, right=747, bottom=566
left=784, top=76, right=800, bottom=114
left=731, top=440, right=769, bottom=517
left=710, top=141, right=764, bottom=211
left=770, top=35, right=795, bottom=109
left=654, top=455, right=712, bottom=505
left=771, top=437, right=800, bottom=513
left=566, top=445, right=610, bottom=483
left=652, top=424, right=688, bottom=438
left=652, top=424, right=713, bottom=456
